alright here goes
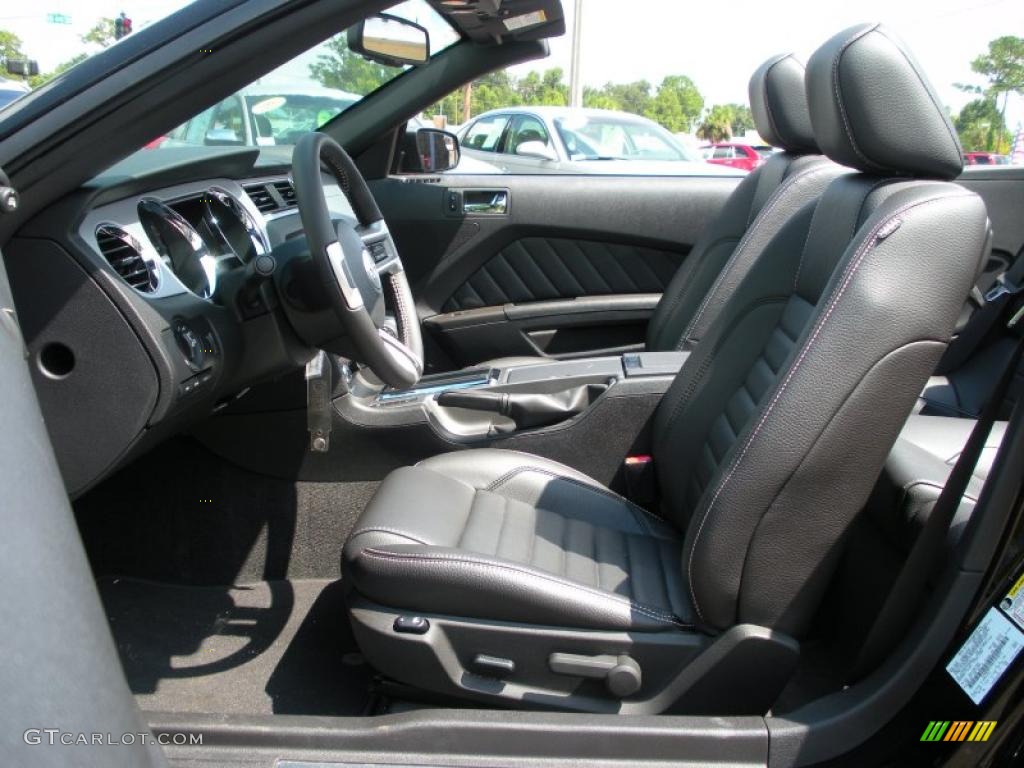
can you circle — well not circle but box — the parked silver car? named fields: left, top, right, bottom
left=457, top=106, right=743, bottom=175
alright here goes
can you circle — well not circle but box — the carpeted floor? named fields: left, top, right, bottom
left=75, top=436, right=375, bottom=586
left=99, top=577, right=373, bottom=716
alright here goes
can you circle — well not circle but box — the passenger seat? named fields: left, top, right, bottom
left=485, top=54, right=842, bottom=367
left=647, top=53, right=840, bottom=351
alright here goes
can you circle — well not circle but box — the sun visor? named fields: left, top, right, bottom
left=432, top=0, right=566, bottom=44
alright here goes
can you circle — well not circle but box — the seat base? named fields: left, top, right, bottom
left=350, top=597, right=799, bottom=715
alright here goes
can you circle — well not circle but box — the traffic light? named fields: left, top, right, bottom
left=114, top=12, right=132, bottom=40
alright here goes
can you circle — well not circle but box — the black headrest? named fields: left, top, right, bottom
left=749, top=54, right=818, bottom=154
left=806, top=23, right=963, bottom=179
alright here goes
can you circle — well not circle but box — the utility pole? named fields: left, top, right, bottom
left=461, top=82, right=472, bottom=125
left=568, top=0, right=584, bottom=108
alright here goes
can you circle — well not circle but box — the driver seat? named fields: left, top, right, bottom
left=343, top=25, right=989, bottom=713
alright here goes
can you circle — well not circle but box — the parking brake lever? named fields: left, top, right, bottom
left=437, top=385, right=605, bottom=431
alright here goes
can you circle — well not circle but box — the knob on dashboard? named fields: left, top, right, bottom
left=173, top=320, right=205, bottom=372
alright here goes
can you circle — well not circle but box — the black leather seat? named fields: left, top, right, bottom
left=347, top=450, right=692, bottom=632
left=344, top=25, right=990, bottom=713
left=484, top=54, right=838, bottom=368
left=871, top=414, right=1008, bottom=552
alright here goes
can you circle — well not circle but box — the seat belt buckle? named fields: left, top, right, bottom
left=986, top=275, right=1023, bottom=303
left=623, top=454, right=657, bottom=507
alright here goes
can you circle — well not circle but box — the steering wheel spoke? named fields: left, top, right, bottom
left=290, top=132, right=423, bottom=389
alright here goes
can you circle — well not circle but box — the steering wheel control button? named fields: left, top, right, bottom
left=393, top=616, right=429, bottom=634
left=362, top=248, right=382, bottom=292
left=369, top=241, right=389, bottom=263
left=325, top=241, right=363, bottom=310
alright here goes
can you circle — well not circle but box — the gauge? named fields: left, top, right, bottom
left=138, top=198, right=218, bottom=299
left=203, top=187, right=269, bottom=263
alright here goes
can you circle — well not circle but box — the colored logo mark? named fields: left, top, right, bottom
left=921, top=721, right=997, bottom=742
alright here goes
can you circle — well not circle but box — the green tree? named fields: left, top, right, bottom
left=643, top=75, right=703, bottom=133
left=309, top=36, right=396, bottom=95
left=0, top=30, right=28, bottom=82
left=582, top=85, right=618, bottom=110
left=0, top=30, right=23, bottom=61
left=81, top=18, right=116, bottom=49
left=599, top=80, right=652, bottom=116
left=724, top=103, right=754, bottom=135
left=516, top=68, right=568, bottom=106
left=956, top=36, right=1024, bottom=152
left=696, top=104, right=735, bottom=142
left=954, top=97, right=1011, bottom=152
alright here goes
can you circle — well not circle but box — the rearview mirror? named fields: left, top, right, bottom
left=348, top=13, right=429, bottom=67
left=515, top=141, right=557, bottom=162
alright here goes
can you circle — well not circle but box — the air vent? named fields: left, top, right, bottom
left=272, top=179, right=297, bottom=208
left=243, top=183, right=277, bottom=213
left=95, top=225, right=158, bottom=293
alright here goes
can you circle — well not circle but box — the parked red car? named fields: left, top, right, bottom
left=701, top=142, right=774, bottom=171
left=964, top=151, right=1009, bottom=165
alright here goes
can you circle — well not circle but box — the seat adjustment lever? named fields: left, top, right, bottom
left=548, top=652, right=642, bottom=697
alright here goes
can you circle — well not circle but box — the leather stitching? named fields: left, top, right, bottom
left=793, top=177, right=893, bottom=292
left=831, top=25, right=889, bottom=173
left=360, top=547, right=691, bottom=627
left=348, top=526, right=430, bottom=545
left=876, top=28, right=965, bottom=171
left=445, top=237, right=681, bottom=312
left=655, top=235, right=738, bottom=348
left=760, top=56, right=785, bottom=149
left=685, top=193, right=970, bottom=622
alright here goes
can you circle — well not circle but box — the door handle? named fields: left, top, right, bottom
left=463, top=190, right=508, bottom=215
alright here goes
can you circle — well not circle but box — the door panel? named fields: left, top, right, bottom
left=369, top=172, right=741, bottom=370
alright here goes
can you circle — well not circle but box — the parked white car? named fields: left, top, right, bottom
left=457, top=106, right=744, bottom=175
left=156, top=81, right=361, bottom=148
left=0, top=77, right=30, bottom=110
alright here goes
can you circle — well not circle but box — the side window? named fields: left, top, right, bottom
left=506, top=115, right=550, bottom=155
left=463, top=115, right=510, bottom=152
left=712, top=146, right=732, bottom=159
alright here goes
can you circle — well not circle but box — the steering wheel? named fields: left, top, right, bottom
left=291, top=132, right=423, bottom=389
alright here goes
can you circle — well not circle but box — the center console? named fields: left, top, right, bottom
left=338, top=351, right=690, bottom=458
left=197, top=351, right=691, bottom=488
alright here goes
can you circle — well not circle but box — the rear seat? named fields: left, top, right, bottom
left=868, top=414, right=1008, bottom=552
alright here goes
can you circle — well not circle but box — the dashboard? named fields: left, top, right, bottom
left=6, top=146, right=356, bottom=495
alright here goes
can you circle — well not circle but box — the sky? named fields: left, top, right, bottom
left=3, top=0, right=1023, bottom=129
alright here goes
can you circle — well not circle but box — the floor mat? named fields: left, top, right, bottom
left=100, top=577, right=372, bottom=716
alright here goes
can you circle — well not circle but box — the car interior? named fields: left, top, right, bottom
left=1, top=2, right=1023, bottom=766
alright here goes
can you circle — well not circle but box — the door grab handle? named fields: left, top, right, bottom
left=463, top=191, right=508, bottom=215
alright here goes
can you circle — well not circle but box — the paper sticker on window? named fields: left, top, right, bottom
left=999, top=571, right=1024, bottom=632
left=947, top=607, right=1024, bottom=705
left=504, top=11, right=547, bottom=32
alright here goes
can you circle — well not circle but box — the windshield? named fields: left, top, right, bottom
left=150, top=1, right=458, bottom=151
left=554, top=114, right=696, bottom=161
